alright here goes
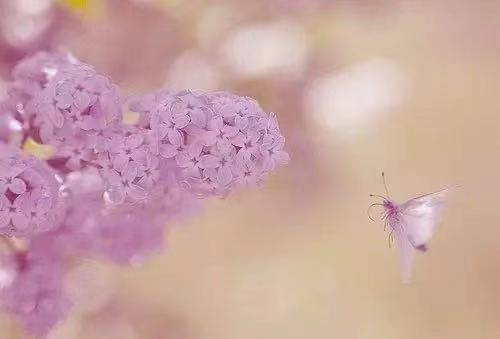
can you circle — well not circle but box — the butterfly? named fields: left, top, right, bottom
left=368, top=173, right=451, bottom=282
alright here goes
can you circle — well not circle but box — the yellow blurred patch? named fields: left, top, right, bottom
left=123, top=111, right=140, bottom=125
left=23, top=138, right=55, bottom=160
left=58, top=0, right=106, bottom=19
left=61, top=0, right=87, bottom=10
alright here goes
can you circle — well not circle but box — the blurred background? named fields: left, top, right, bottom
left=1, top=0, right=500, bottom=338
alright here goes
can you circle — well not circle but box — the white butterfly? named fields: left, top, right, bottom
left=368, top=173, right=451, bottom=282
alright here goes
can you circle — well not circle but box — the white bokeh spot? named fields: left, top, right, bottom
left=306, top=58, right=408, bottom=138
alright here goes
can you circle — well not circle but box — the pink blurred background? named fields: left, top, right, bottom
left=1, top=1, right=500, bottom=338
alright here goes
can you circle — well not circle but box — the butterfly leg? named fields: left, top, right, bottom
left=387, top=230, right=395, bottom=248
left=367, top=203, right=385, bottom=222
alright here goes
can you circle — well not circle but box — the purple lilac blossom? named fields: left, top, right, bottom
left=0, top=144, right=62, bottom=237
left=0, top=246, right=71, bottom=336
left=92, top=125, right=153, bottom=205
left=50, top=168, right=192, bottom=266
left=0, top=52, right=289, bottom=336
left=85, top=211, right=166, bottom=265
left=3, top=52, right=73, bottom=125
left=130, top=89, right=290, bottom=197
left=11, top=51, right=72, bottom=93
left=25, top=60, right=122, bottom=160
left=3, top=52, right=122, bottom=172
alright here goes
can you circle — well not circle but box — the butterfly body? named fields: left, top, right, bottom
left=369, top=176, right=451, bottom=282
left=382, top=199, right=399, bottom=223
left=382, top=199, right=428, bottom=252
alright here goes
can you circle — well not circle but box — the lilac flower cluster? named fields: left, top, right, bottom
left=130, top=90, right=290, bottom=197
left=0, top=245, right=71, bottom=335
left=0, top=52, right=288, bottom=336
left=0, top=144, right=62, bottom=237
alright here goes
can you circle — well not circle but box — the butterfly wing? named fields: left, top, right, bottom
left=391, top=187, right=451, bottom=282
left=400, top=187, right=450, bottom=251
left=391, top=216, right=415, bottom=283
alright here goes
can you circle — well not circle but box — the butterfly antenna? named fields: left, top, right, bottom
left=382, top=172, right=391, bottom=198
